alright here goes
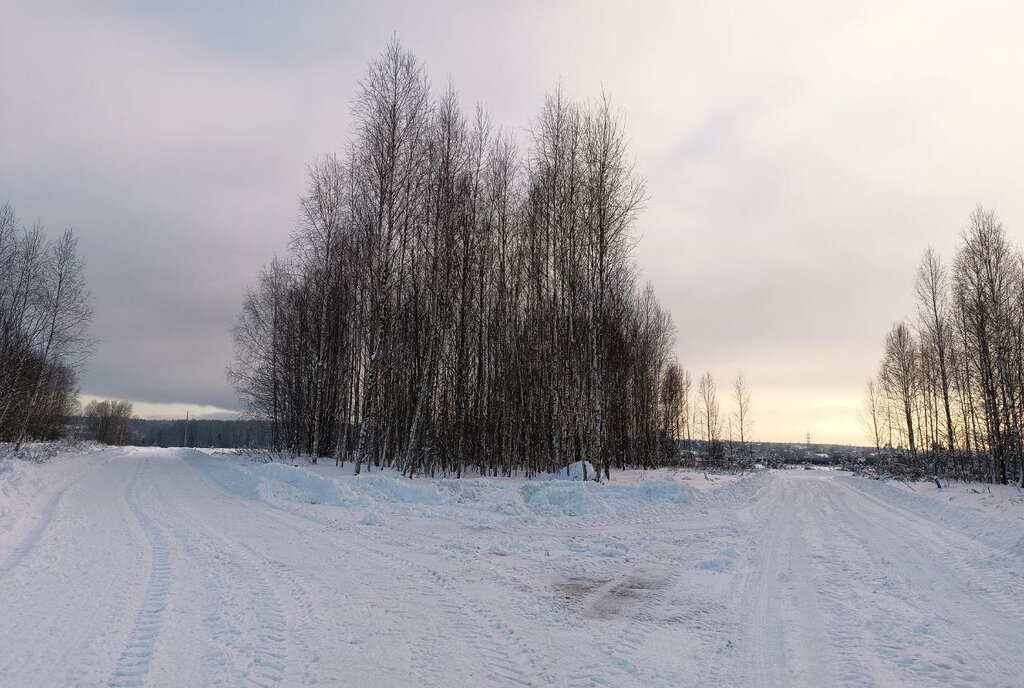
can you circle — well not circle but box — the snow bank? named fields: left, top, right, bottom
left=360, top=509, right=385, bottom=526
left=185, top=451, right=715, bottom=524
left=0, top=457, right=36, bottom=544
left=691, top=469, right=774, bottom=511
left=354, top=474, right=446, bottom=505
left=539, top=461, right=600, bottom=482
left=885, top=478, right=1024, bottom=522
left=182, top=450, right=365, bottom=507
left=0, top=444, right=108, bottom=551
left=840, top=475, right=1023, bottom=554
left=1, top=452, right=71, bottom=544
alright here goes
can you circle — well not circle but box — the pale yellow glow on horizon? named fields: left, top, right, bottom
left=751, top=387, right=864, bottom=446
left=77, top=387, right=868, bottom=445
left=79, top=394, right=240, bottom=421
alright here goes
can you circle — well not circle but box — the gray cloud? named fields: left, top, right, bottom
left=2, top=0, right=1022, bottom=441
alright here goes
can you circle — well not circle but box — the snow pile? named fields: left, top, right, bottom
left=885, top=478, right=1024, bottom=521
left=353, top=474, right=446, bottom=506
left=184, top=451, right=705, bottom=523
left=0, top=457, right=31, bottom=543
left=0, top=440, right=105, bottom=465
left=182, top=450, right=363, bottom=507
left=695, top=469, right=774, bottom=509
left=521, top=477, right=695, bottom=517
left=360, top=508, right=385, bottom=526
left=185, top=451, right=449, bottom=512
left=542, top=460, right=600, bottom=482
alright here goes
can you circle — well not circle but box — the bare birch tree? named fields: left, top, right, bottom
left=731, top=371, right=752, bottom=446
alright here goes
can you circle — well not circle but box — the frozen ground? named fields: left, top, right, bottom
left=1, top=448, right=1022, bottom=687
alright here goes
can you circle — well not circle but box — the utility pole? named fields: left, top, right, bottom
left=183, top=410, right=189, bottom=447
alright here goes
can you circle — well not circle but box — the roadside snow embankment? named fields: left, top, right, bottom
left=183, top=451, right=445, bottom=508
left=0, top=444, right=108, bottom=552
left=183, top=452, right=364, bottom=506
left=840, top=474, right=1024, bottom=554
left=0, top=458, right=36, bottom=544
left=183, top=452, right=754, bottom=524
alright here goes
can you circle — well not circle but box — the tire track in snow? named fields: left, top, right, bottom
left=828, top=482, right=1017, bottom=686
left=0, top=457, right=108, bottom=580
left=642, top=526, right=741, bottom=688
left=389, top=505, right=746, bottom=686
left=247, top=485, right=544, bottom=686
left=159, top=522, right=233, bottom=688
left=201, top=471, right=546, bottom=688
left=838, top=479, right=1024, bottom=626
left=559, top=519, right=743, bottom=688
left=231, top=504, right=441, bottom=688
left=357, top=538, right=544, bottom=687
left=738, top=479, right=834, bottom=688
left=378, top=523, right=690, bottom=688
left=108, top=460, right=172, bottom=688
left=1, top=454, right=143, bottom=688
left=272, top=509, right=528, bottom=688
left=0, top=483, right=71, bottom=579
left=744, top=493, right=792, bottom=688
left=790, top=480, right=881, bottom=688
left=797, top=477, right=1008, bottom=687
left=231, top=540, right=289, bottom=688
left=150, top=464, right=290, bottom=688
left=180, top=454, right=467, bottom=686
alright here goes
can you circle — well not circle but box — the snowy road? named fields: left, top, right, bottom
left=1, top=448, right=1022, bottom=687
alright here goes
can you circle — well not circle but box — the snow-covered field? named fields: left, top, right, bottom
left=1, top=448, right=1022, bottom=687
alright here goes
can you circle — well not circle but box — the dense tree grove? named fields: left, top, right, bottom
left=865, top=206, right=1024, bottom=485
left=0, top=202, right=93, bottom=447
left=229, top=43, right=681, bottom=477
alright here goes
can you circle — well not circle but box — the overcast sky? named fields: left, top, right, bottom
left=2, top=1, right=1022, bottom=444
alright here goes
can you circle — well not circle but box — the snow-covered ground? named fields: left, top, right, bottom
left=1, top=448, right=1022, bottom=687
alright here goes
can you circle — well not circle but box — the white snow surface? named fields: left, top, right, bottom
left=1, top=448, right=1022, bottom=687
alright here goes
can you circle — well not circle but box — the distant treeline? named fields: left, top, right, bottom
left=675, top=439, right=874, bottom=469
left=865, top=206, right=1024, bottom=485
left=131, top=418, right=272, bottom=448
left=71, top=416, right=273, bottom=449
left=229, top=41, right=682, bottom=478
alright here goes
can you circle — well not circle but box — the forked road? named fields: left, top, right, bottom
left=1, top=448, right=1021, bottom=687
